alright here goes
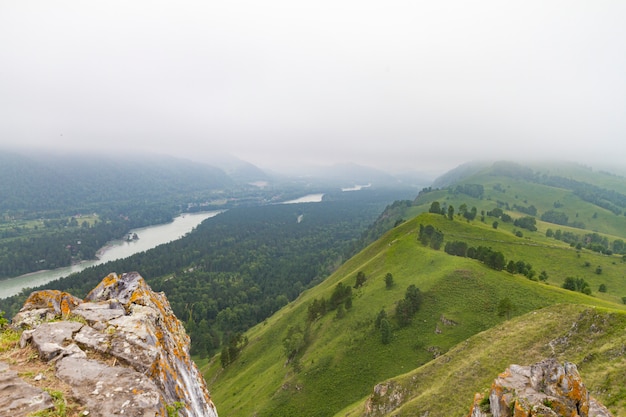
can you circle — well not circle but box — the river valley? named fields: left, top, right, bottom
left=0, top=211, right=221, bottom=298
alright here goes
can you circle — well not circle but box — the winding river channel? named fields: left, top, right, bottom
left=0, top=192, right=333, bottom=299
left=0, top=211, right=221, bottom=299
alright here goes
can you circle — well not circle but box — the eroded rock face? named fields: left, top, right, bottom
left=13, top=272, right=218, bottom=417
left=467, top=359, right=613, bottom=417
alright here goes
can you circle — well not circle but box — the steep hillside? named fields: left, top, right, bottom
left=338, top=304, right=626, bottom=416
left=202, top=211, right=626, bottom=416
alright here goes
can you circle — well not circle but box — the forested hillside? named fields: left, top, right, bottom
left=0, top=151, right=236, bottom=215
left=199, top=161, right=626, bottom=417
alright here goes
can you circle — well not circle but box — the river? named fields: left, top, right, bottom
left=281, top=193, right=325, bottom=204
left=0, top=211, right=221, bottom=299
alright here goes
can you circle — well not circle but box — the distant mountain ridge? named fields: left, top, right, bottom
left=0, top=151, right=236, bottom=213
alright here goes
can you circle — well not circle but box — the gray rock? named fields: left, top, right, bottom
left=21, top=321, right=83, bottom=361
left=56, top=356, right=165, bottom=417
left=73, top=301, right=125, bottom=324
left=0, top=361, right=54, bottom=417
left=74, top=324, right=111, bottom=353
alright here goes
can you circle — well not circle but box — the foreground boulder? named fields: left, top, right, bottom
left=467, top=358, right=612, bottom=417
left=13, top=272, right=218, bottom=417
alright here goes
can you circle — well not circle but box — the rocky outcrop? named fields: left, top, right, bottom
left=467, top=359, right=612, bottom=417
left=12, top=271, right=218, bottom=417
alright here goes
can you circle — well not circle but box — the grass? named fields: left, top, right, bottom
left=203, top=212, right=626, bottom=417
left=336, top=304, right=626, bottom=417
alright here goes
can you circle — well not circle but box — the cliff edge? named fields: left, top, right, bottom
left=2, top=272, right=218, bottom=417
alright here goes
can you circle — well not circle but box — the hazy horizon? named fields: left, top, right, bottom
left=1, top=1, right=625, bottom=175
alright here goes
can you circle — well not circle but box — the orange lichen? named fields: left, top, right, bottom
left=21, top=289, right=82, bottom=318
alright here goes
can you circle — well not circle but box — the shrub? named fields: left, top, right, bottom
left=354, top=271, right=367, bottom=288
left=562, top=277, right=592, bottom=295
left=380, top=319, right=391, bottom=344
left=385, top=273, right=394, bottom=289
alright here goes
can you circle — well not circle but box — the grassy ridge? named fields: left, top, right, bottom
left=415, top=162, right=626, bottom=238
left=337, top=304, right=626, bottom=417
left=203, top=212, right=626, bottom=416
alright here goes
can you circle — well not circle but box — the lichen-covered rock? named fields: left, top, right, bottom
left=13, top=272, right=218, bottom=417
left=12, top=289, right=82, bottom=328
left=467, top=358, right=613, bottom=417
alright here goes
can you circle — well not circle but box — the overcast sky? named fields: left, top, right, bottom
left=1, top=1, right=625, bottom=174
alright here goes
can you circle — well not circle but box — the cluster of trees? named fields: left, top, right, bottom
left=307, top=281, right=354, bottom=322
left=546, top=228, right=625, bottom=255
left=562, top=277, right=592, bottom=295
left=513, top=216, right=537, bottom=232
left=290, top=272, right=369, bottom=369
left=454, top=184, right=484, bottom=199
left=467, top=246, right=506, bottom=271
left=429, top=200, right=483, bottom=222
left=505, top=260, right=547, bottom=281
left=220, top=333, right=248, bottom=368
left=282, top=324, right=309, bottom=371
left=418, top=224, right=444, bottom=249
left=374, top=284, right=423, bottom=344
left=540, top=209, right=586, bottom=229
left=486, top=207, right=512, bottom=223
left=541, top=210, right=569, bottom=226
left=445, top=239, right=546, bottom=281
left=396, top=285, right=423, bottom=327
left=443, top=241, right=506, bottom=271
left=513, top=204, right=537, bottom=216
left=429, top=201, right=455, bottom=220
left=458, top=204, right=478, bottom=221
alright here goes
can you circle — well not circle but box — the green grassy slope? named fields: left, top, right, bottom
left=336, top=304, right=626, bottom=417
left=414, top=161, right=626, bottom=238
left=203, top=212, right=626, bottom=417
